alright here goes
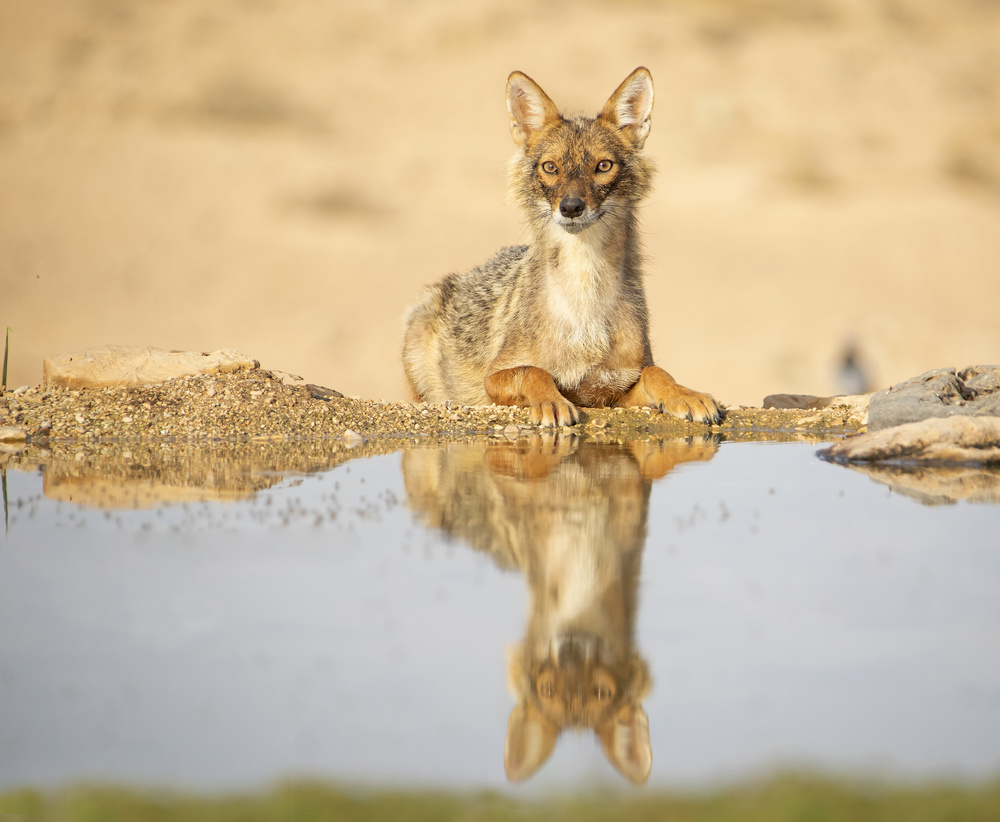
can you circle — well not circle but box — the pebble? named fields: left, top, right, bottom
left=0, top=425, right=27, bottom=443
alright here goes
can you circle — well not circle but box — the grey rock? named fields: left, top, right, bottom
left=868, top=365, right=1000, bottom=430
left=763, top=393, right=870, bottom=414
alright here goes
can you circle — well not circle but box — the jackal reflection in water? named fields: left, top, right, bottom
left=402, top=435, right=718, bottom=784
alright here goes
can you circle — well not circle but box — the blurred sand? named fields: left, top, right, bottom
left=2, top=0, right=999, bottom=407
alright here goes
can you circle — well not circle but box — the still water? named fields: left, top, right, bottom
left=1, top=436, right=999, bottom=793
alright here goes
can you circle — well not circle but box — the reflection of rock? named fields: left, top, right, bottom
left=835, top=462, right=1000, bottom=506
left=5, top=438, right=402, bottom=509
left=818, top=416, right=1000, bottom=505
left=868, top=365, right=1000, bottom=431
left=403, top=435, right=718, bottom=785
left=43, top=345, right=259, bottom=389
left=44, top=474, right=255, bottom=507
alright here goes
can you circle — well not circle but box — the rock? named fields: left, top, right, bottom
left=818, top=416, right=1000, bottom=464
left=763, top=393, right=870, bottom=414
left=308, top=384, right=345, bottom=400
left=43, top=345, right=259, bottom=389
left=867, top=365, right=1000, bottom=431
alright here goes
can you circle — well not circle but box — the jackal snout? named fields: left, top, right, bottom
left=559, top=196, right=586, bottom=219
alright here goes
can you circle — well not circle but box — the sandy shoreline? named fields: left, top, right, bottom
left=0, top=368, right=866, bottom=451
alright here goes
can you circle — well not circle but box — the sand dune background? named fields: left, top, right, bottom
left=2, top=0, right=998, bottom=407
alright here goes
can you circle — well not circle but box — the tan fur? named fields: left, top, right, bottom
left=402, top=436, right=719, bottom=783
left=403, top=68, right=721, bottom=427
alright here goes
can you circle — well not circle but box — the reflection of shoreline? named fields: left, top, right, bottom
left=839, top=462, right=1000, bottom=506
left=403, top=435, right=718, bottom=784
left=2, top=439, right=402, bottom=509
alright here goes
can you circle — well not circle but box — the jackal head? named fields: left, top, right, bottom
left=505, top=627, right=653, bottom=786
left=506, top=67, right=655, bottom=236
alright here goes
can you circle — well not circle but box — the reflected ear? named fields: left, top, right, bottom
left=505, top=702, right=558, bottom=782
left=598, top=704, right=652, bottom=785
left=506, top=71, right=561, bottom=146
left=601, top=67, right=654, bottom=147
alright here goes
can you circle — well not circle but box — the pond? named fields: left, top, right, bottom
left=1, top=434, right=999, bottom=795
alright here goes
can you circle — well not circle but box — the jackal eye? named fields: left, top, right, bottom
left=596, top=159, right=614, bottom=173
left=540, top=161, right=558, bottom=175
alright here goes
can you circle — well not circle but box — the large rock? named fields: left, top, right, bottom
left=763, top=393, right=870, bottom=414
left=43, top=345, right=259, bottom=389
left=819, top=415, right=1000, bottom=465
left=868, top=365, right=1000, bottom=431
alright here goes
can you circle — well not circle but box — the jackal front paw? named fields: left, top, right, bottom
left=486, top=366, right=582, bottom=428
left=654, top=385, right=721, bottom=425
left=530, top=397, right=580, bottom=428
left=627, top=366, right=722, bottom=425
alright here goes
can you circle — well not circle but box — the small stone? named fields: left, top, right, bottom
left=342, top=429, right=365, bottom=448
left=0, top=425, right=27, bottom=443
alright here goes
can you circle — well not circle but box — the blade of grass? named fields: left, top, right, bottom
left=1, top=326, right=9, bottom=394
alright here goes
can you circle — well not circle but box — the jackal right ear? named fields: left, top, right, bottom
left=506, top=71, right=560, bottom=146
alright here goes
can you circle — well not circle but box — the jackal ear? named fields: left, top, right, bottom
left=602, top=67, right=654, bottom=147
left=505, top=702, right=559, bottom=781
left=598, top=703, right=652, bottom=785
left=506, top=71, right=561, bottom=146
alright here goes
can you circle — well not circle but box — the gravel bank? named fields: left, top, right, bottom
left=2, top=368, right=866, bottom=448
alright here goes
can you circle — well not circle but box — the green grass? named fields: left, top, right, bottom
left=2, top=775, right=999, bottom=822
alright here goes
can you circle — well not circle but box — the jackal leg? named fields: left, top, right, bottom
left=619, top=366, right=721, bottom=424
left=486, top=366, right=581, bottom=427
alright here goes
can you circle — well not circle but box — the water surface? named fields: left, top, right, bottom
left=1, top=436, right=998, bottom=793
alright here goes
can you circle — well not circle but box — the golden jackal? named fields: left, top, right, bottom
left=403, top=67, right=720, bottom=427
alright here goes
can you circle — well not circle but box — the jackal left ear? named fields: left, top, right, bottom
left=602, top=67, right=654, bottom=147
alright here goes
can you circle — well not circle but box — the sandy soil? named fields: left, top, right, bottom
left=2, top=0, right=999, bottom=408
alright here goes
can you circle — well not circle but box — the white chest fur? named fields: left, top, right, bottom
left=541, top=224, right=622, bottom=385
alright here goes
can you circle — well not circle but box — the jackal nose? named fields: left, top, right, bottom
left=559, top=197, right=586, bottom=219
